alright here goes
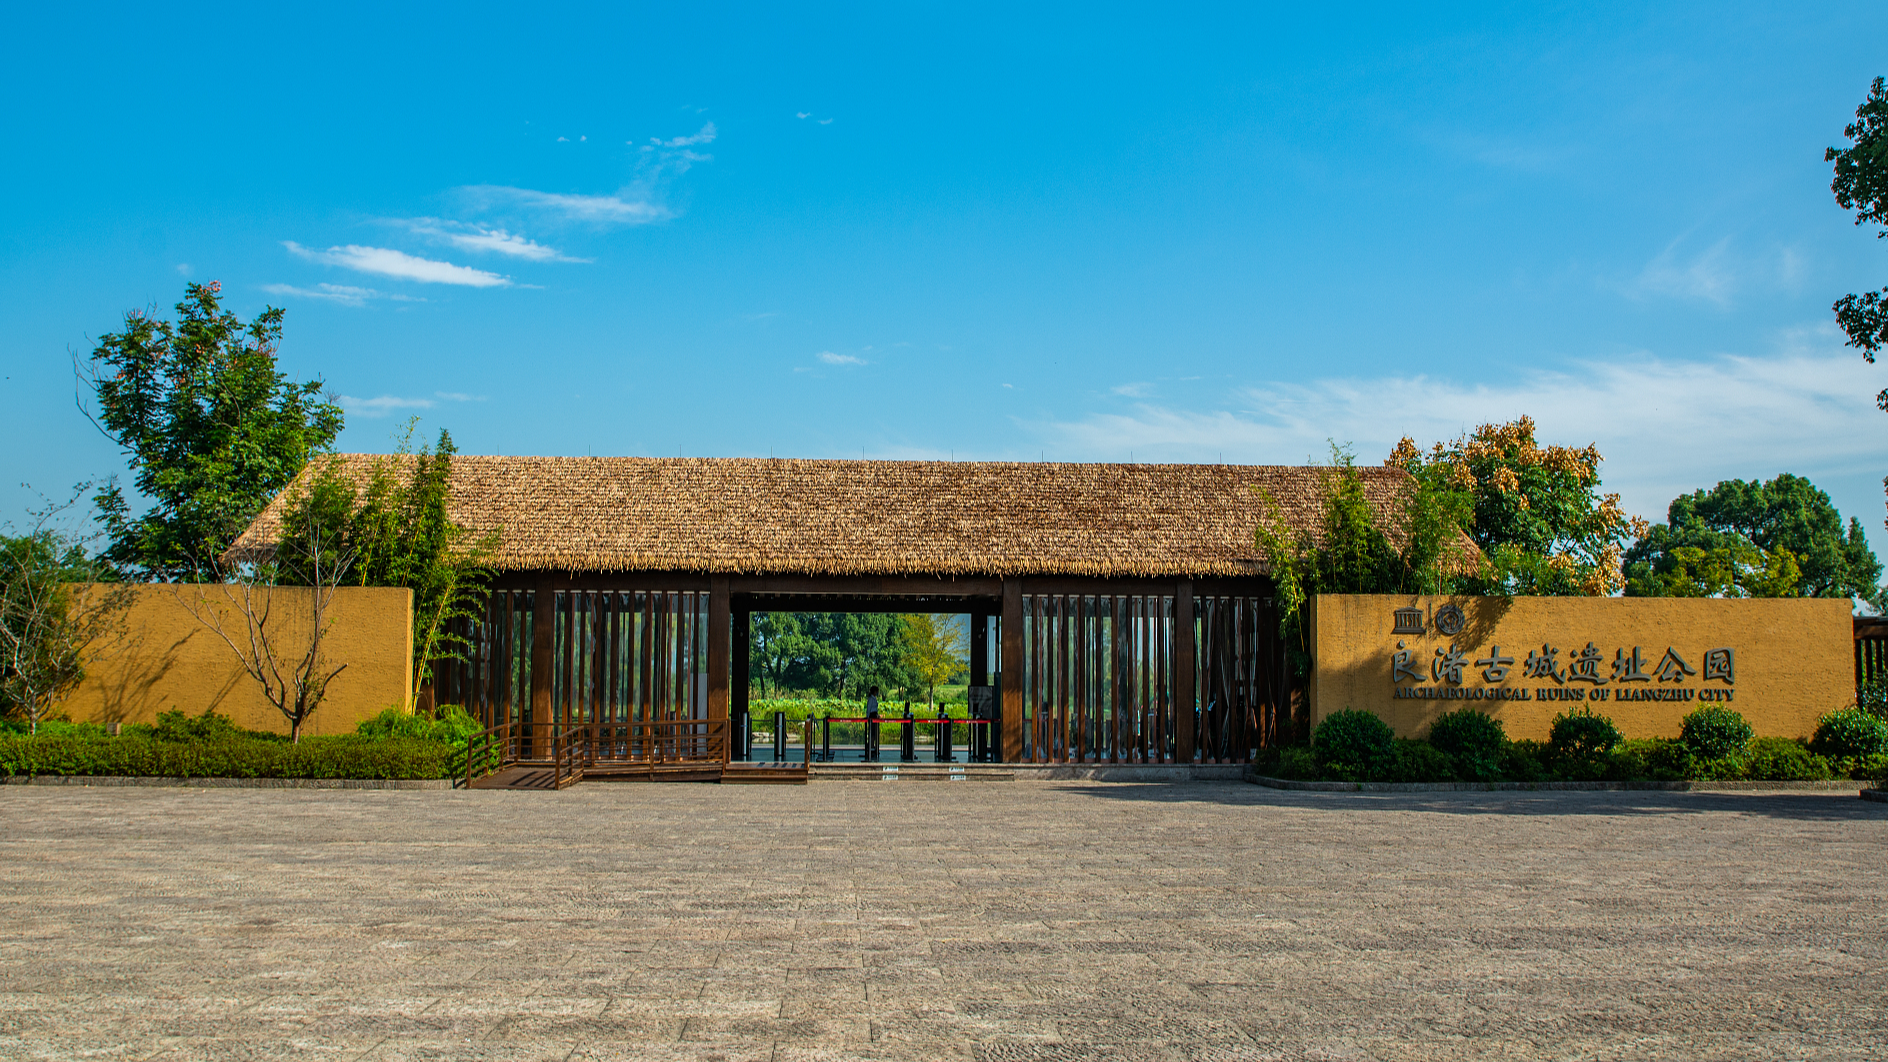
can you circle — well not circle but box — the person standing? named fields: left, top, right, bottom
left=864, top=685, right=881, bottom=762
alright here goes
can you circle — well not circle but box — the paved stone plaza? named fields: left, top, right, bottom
left=3, top=782, right=1884, bottom=1061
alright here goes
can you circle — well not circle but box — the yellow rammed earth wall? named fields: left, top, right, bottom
left=59, top=584, right=413, bottom=736
left=1309, top=594, right=1853, bottom=741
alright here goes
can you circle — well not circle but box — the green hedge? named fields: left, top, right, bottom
left=0, top=734, right=461, bottom=780
left=1259, top=705, right=1888, bottom=785
left=748, top=697, right=973, bottom=743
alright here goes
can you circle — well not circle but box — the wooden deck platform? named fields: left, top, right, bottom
left=719, top=762, right=810, bottom=785
left=466, top=765, right=568, bottom=790
left=469, top=761, right=809, bottom=788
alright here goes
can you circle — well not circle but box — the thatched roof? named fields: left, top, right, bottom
left=231, top=456, right=1432, bottom=579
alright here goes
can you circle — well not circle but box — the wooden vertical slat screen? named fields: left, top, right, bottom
left=435, top=583, right=1288, bottom=765
left=1005, top=591, right=1285, bottom=764
left=444, top=589, right=711, bottom=737
left=1855, top=620, right=1888, bottom=689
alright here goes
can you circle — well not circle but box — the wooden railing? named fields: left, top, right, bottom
left=581, top=718, right=728, bottom=766
left=462, top=721, right=519, bottom=788
left=461, top=721, right=589, bottom=788
left=549, top=723, right=586, bottom=789
left=462, top=718, right=728, bottom=788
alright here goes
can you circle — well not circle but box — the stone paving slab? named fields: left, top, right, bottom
left=2, top=782, right=1885, bottom=1060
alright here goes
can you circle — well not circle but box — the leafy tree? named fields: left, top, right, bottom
left=1624, top=474, right=1880, bottom=599
left=747, top=612, right=915, bottom=700
left=1623, top=540, right=1801, bottom=599
left=82, top=281, right=344, bottom=581
left=1387, top=416, right=1647, bottom=596
left=1827, top=76, right=1888, bottom=405
left=808, top=613, right=915, bottom=701
left=0, top=491, right=135, bottom=734
left=1256, top=443, right=1474, bottom=675
left=276, top=426, right=494, bottom=707
left=749, top=613, right=834, bottom=698
left=901, top=613, right=966, bottom=709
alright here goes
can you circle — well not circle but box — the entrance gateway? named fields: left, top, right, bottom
left=236, top=457, right=1416, bottom=783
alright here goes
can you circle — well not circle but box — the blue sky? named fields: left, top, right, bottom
left=5, top=2, right=1888, bottom=560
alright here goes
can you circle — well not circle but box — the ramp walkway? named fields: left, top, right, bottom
left=462, top=720, right=809, bottom=789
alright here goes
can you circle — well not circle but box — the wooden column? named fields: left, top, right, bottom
left=707, top=576, right=730, bottom=734
left=1173, top=579, right=1195, bottom=763
left=731, top=603, right=750, bottom=761
left=970, top=613, right=989, bottom=686
left=1001, top=579, right=1024, bottom=762
left=532, top=575, right=556, bottom=741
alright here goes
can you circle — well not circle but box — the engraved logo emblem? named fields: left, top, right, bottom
left=1433, top=603, right=1465, bottom=636
left=1391, top=606, right=1426, bottom=635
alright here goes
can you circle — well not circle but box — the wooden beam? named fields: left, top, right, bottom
left=1001, top=578, right=1024, bottom=762
left=1173, top=579, right=1195, bottom=763
left=493, top=570, right=714, bottom=593
left=730, top=574, right=1003, bottom=597
left=708, top=576, right=730, bottom=727
left=739, top=594, right=1000, bottom=615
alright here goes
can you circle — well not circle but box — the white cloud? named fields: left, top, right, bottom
left=1630, top=236, right=1739, bottom=306
left=260, top=282, right=425, bottom=307
left=340, top=394, right=435, bottom=417
left=284, top=242, right=510, bottom=287
left=1111, top=382, right=1152, bottom=398
left=459, top=123, right=717, bottom=231
left=1620, top=237, right=1810, bottom=308
left=458, top=186, right=668, bottom=226
left=400, top=219, right=583, bottom=262
left=1029, top=338, right=1888, bottom=529
left=337, top=391, right=483, bottom=418
left=653, top=122, right=715, bottom=148
left=796, top=111, right=811, bottom=119
left=817, top=351, right=866, bottom=366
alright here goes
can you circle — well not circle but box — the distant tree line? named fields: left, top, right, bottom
left=751, top=612, right=967, bottom=705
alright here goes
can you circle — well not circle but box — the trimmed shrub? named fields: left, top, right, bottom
left=1640, top=738, right=1696, bottom=780
left=1500, top=739, right=1550, bottom=782
left=356, top=704, right=483, bottom=744
left=1313, top=709, right=1394, bottom=777
left=153, top=708, right=286, bottom=743
left=0, top=734, right=458, bottom=779
left=1864, top=754, right=1888, bottom=787
left=1271, top=747, right=1320, bottom=780
left=1548, top=710, right=1621, bottom=778
left=1740, top=737, right=1832, bottom=781
left=1680, top=706, right=1753, bottom=763
left=1598, top=742, right=1653, bottom=782
left=1810, top=707, right=1888, bottom=761
left=1377, top=739, right=1457, bottom=783
left=1426, top=708, right=1506, bottom=782
left=0, top=718, right=112, bottom=739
